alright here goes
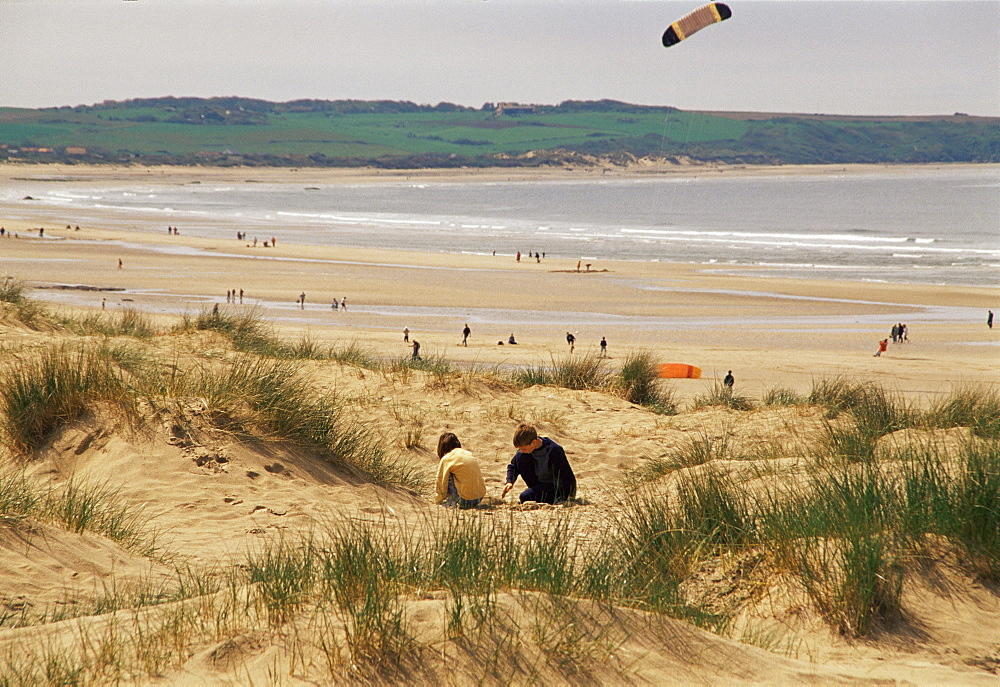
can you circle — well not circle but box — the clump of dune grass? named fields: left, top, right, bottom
left=0, top=277, right=47, bottom=329
left=892, top=438, right=1000, bottom=579
left=0, top=345, right=135, bottom=455
left=64, top=307, right=158, bottom=339
left=197, top=354, right=422, bottom=488
left=613, top=351, right=677, bottom=414
left=819, top=384, right=914, bottom=464
left=194, top=306, right=302, bottom=357
left=761, top=386, right=806, bottom=407
left=330, top=340, right=380, bottom=368
left=0, top=469, right=161, bottom=561
left=808, top=376, right=872, bottom=417
left=512, top=355, right=609, bottom=391
left=627, top=430, right=735, bottom=484
left=925, top=385, right=1000, bottom=439
left=693, top=381, right=755, bottom=411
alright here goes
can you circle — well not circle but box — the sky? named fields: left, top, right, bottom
left=2, top=0, right=998, bottom=116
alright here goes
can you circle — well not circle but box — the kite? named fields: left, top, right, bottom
left=662, top=3, right=732, bottom=47
left=657, top=364, right=702, bottom=379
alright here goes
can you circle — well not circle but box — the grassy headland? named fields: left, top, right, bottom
left=1, top=97, right=997, bottom=167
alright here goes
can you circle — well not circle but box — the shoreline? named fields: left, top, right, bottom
left=2, top=161, right=995, bottom=186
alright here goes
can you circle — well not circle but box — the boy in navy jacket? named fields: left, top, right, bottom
left=501, top=423, right=576, bottom=504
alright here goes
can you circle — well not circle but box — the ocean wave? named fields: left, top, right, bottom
left=619, top=227, right=936, bottom=244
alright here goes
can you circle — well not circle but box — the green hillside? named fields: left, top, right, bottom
left=1, top=98, right=996, bottom=167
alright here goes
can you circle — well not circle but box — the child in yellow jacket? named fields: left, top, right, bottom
left=435, top=433, right=487, bottom=509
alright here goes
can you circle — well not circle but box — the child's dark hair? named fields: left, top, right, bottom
left=437, top=432, right=462, bottom=458
left=512, top=423, right=537, bottom=448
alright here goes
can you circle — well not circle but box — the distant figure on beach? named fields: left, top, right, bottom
left=462, top=324, right=471, bottom=346
left=411, top=340, right=421, bottom=360
left=38, top=228, right=43, bottom=238
left=271, top=237, right=276, bottom=247
left=340, top=297, right=347, bottom=311
left=212, top=303, right=219, bottom=315
left=299, top=292, right=305, bottom=309
left=239, top=289, right=243, bottom=304
left=874, top=339, right=888, bottom=357
left=516, top=251, right=521, bottom=263
left=988, top=310, right=994, bottom=329
left=226, top=290, right=231, bottom=303
left=332, top=299, right=338, bottom=310
left=566, top=332, right=575, bottom=353
left=900, top=323, right=908, bottom=342
left=118, top=258, right=123, bottom=269
left=599, top=336, right=607, bottom=358
left=502, top=423, right=576, bottom=504
left=576, top=260, right=581, bottom=272
left=723, top=370, right=734, bottom=388
left=403, top=327, right=409, bottom=342
left=435, top=433, right=486, bottom=510
left=891, top=323, right=900, bottom=344
left=508, top=333, right=518, bottom=345
left=101, top=298, right=106, bottom=310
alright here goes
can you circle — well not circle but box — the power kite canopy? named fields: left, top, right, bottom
left=662, top=2, right=732, bottom=47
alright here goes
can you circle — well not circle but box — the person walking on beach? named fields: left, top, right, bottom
left=118, top=258, right=123, bottom=269
left=340, top=297, right=347, bottom=311
left=874, top=339, right=888, bottom=357
left=299, top=292, right=305, bottom=310
left=239, top=288, right=243, bottom=304
left=502, top=423, right=577, bottom=504
left=462, top=324, right=471, bottom=346
left=724, top=370, right=735, bottom=388
left=566, top=332, right=576, bottom=353
left=989, top=310, right=994, bottom=329
left=403, top=327, right=409, bottom=343
left=516, top=251, right=521, bottom=263
left=599, top=336, right=607, bottom=358
left=435, top=433, right=487, bottom=510
left=411, top=340, right=421, bottom=360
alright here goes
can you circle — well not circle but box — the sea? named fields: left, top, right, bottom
left=2, top=165, right=998, bottom=288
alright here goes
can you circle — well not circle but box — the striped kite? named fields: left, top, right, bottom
left=662, top=3, right=732, bottom=47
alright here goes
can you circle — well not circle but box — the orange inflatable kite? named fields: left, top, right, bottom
left=657, top=364, right=702, bottom=379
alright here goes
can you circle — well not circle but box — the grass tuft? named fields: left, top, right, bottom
left=613, top=351, right=678, bottom=414
left=925, top=385, right=1000, bottom=439
left=0, top=345, right=134, bottom=454
left=511, top=355, right=609, bottom=391
left=693, top=382, right=755, bottom=411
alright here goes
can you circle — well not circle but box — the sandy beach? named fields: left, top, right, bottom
left=1, top=163, right=998, bottom=684
left=2, top=163, right=997, bottom=402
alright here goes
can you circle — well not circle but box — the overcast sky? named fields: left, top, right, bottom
left=2, top=0, right=997, bottom=116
